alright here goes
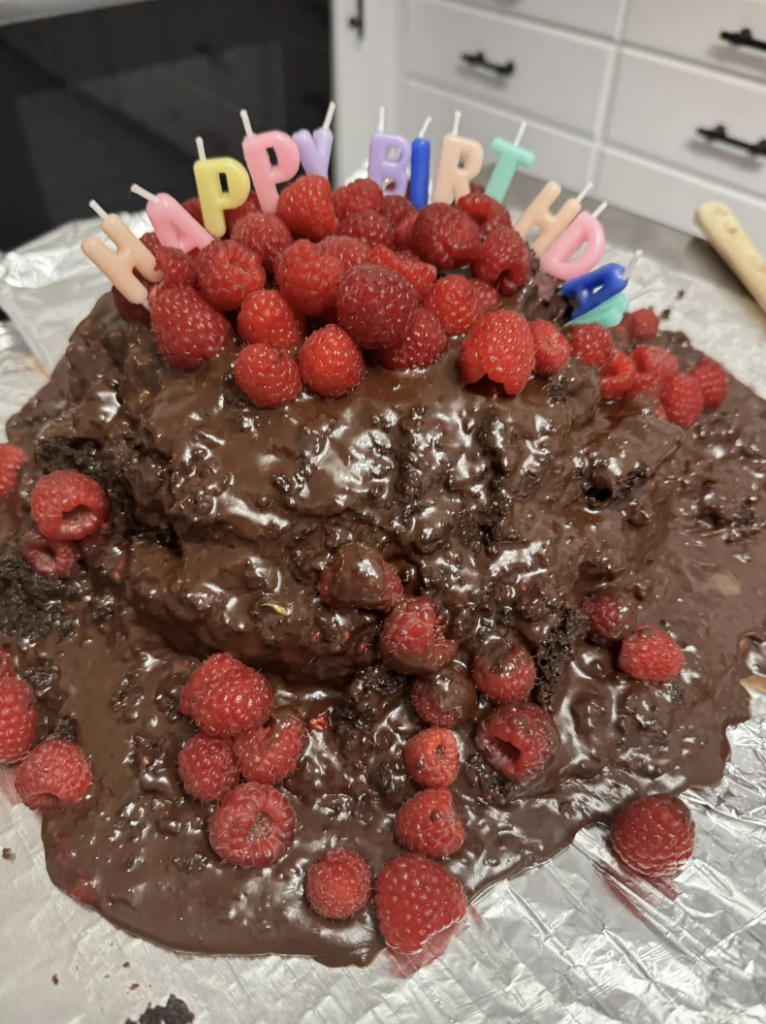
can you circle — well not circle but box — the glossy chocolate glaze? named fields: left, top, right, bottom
left=2, top=290, right=765, bottom=967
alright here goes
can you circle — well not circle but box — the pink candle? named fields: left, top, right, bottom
left=131, top=184, right=213, bottom=252
left=433, top=111, right=484, bottom=204
left=81, top=200, right=163, bottom=304
left=515, top=182, right=593, bottom=257
left=367, top=107, right=412, bottom=197
left=540, top=202, right=607, bottom=280
left=240, top=110, right=301, bottom=214
left=293, top=101, right=335, bottom=179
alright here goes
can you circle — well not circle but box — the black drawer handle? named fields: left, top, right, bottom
left=720, top=27, right=766, bottom=51
left=348, top=0, right=364, bottom=37
left=698, top=124, right=766, bottom=157
left=461, top=51, right=514, bottom=77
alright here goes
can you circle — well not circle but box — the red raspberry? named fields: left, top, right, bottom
left=632, top=308, right=660, bottom=341
left=151, top=285, right=232, bottom=371
left=233, top=708, right=307, bottom=784
left=471, top=279, right=500, bottom=313
left=423, top=275, right=482, bottom=335
left=382, top=194, right=415, bottom=225
left=0, top=648, right=14, bottom=676
left=306, top=848, right=372, bottom=919
left=612, top=311, right=635, bottom=343
left=234, top=342, right=302, bottom=409
left=15, top=738, right=92, bottom=810
left=410, top=667, right=477, bottom=728
left=660, top=373, right=704, bottom=429
left=21, top=528, right=76, bottom=578
left=471, top=641, right=536, bottom=702
left=393, top=210, right=418, bottom=251
left=690, top=357, right=727, bottom=409
left=155, top=246, right=197, bottom=287
left=182, top=197, right=203, bottom=224
left=237, top=289, right=303, bottom=350
left=208, top=782, right=295, bottom=867
left=318, top=542, right=402, bottom=612
left=316, top=235, right=371, bottom=272
left=456, top=191, right=512, bottom=238
left=0, top=674, right=37, bottom=764
left=332, top=178, right=384, bottom=218
left=394, top=788, right=465, bottom=858
left=600, top=349, right=637, bottom=401
left=112, top=286, right=150, bottom=324
left=178, top=732, right=240, bottom=801
left=366, top=245, right=437, bottom=298
left=299, top=325, right=365, bottom=398
left=628, top=344, right=679, bottom=397
left=618, top=626, right=684, bottom=683
left=179, top=652, right=272, bottom=737
left=655, top=400, right=669, bottom=421
left=195, top=239, right=266, bottom=311
left=336, top=265, right=419, bottom=350
left=375, top=853, right=467, bottom=953
left=403, top=727, right=459, bottom=788
left=0, top=444, right=27, bottom=499
left=529, top=320, right=570, bottom=376
left=224, top=190, right=261, bottom=234
left=277, top=175, right=339, bottom=241
left=340, top=210, right=394, bottom=248
left=471, top=225, right=530, bottom=295
left=457, top=309, right=535, bottom=395
left=274, top=239, right=344, bottom=316
left=30, top=470, right=108, bottom=542
left=410, top=204, right=482, bottom=271
left=231, top=212, right=293, bottom=274
left=379, top=308, right=447, bottom=371
left=475, top=703, right=558, bottom=782
left=611, top=794, right=694, bottom=877
left=568, top=324, right=614, bottom=369
left=140, top=230, right=161, bottom=256
left=582, top=589, right=637, bottom=643
left=379, top=597, right=457, bottom=674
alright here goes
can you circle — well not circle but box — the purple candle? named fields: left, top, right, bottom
left=368, top=107, right=412, bottom=197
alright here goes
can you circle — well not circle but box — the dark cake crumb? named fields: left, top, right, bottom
left=125, top=994, right=194, bottom=1024
left=0, top=555, right=75, bottom=640
left=535, top=607, right=589, bottom=709
left=52, top=975, right=59, bottom=986
left=2, top=847, right=14, bottom=861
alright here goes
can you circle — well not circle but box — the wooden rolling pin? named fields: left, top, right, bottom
left=695, top=201, right=766, bottom=315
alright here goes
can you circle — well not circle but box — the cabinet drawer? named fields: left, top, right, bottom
left=607, top=52, right=766, bottom=199
left=624, top=0, right=766, bottom=83
left=405, top=0, right=613, bottom=137
left=402, top=81, right=596, bottom=195
left=467, top=0, right=622, bottom=39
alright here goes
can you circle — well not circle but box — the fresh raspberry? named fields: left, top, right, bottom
left=15, top=738, right=92, bottom=811
left=237, top=289, right=303, bottom=350
left=140, top=230, right=161, bottom=256
left=528, top=320, right=570, bottom=376
left=155, top=245, right=197, bottom=287
left=403, top=727, right=459, bottom=788
left=336, top=265, right=419, bottom=350
left=379, top=597, right=457, bottom=674
left=112, top=286, right=150, bottom=324
left=274, top=239, right=344, bottom=316
left=393, top=210, right=418, bottom=251
left=457, top=309, right=535, bottom=395
left=208, top=782, right=295, bottom=867
left=231, top=212, right=293, bottom=273
left=394, top=788, right=465, bottom=858
left=471, top=225, right=530, bottom=295
left=568, top=324, right=614, bottom=369
left=182, top=197, right=203, bottom=224
left=299, top=325, right=365, bottom=398
left=21, top=528, right=76, bottom=578
left=234, top=342, right=302, bottom=409
left=195, top=239, right=266, bottom=311
left=471, top=641, right=536, bottom=702
left=618, top=626, right=685, bottom=683
left=340, top=210, right=394, bottom=248
left=379, top=308, right=447, bottom=371
left=600, top=349, right=637, bottom=401
left=456, top=191, right=512, bottom=238
left=410, top=667, right=477, bottom=728
left=471, top=279, right=500, bottom=313
left=475, top=703, right=558, bottom=782
left=30, top=470, right=108, bottom=542
left=654, top=400, right=669, bottom=421
left=632, top=308, right=660, bottom=341
left=660, top=373, right=704, bottom=429
left=382, top=194, right=415, bottom=225
left=612, top=794, right=695, bottom=877
left=0, top=444, right=27, bottom=499
left=366, top=244, right=437, bottom=298
left=316, top=235, right=371, bottom=272
left=277, top=175, right=339, bottom=241
left=318, top=542, right=402, bottom=611
left=151, top=285, right=233, bottom=371
left=0, top=675, right=37, bottom=764
left=690, top=357, right=727, bottom=409
left=628, top=343, right=679, bottom=396
left=423, top=275, right=482, bottom=335
left=233, top=707, right=307, bottom=784
left=612, top=311, right=635, bottom=343
left=332, top=178, right=384, bottom=218
left=410, top=204, right=482, bottom=271
left=582, top=589, right=637, bottom=643
left=178, top=732, right=240, bottom=801
left=224, top=190, right=261, bottom=233
left=306, top=848, right=372, bottom=919
left=179, top=652, right=272, bottom=737
left=375, top=853, right=467, bottom=953
left=0, top=648, right=14, bottom=676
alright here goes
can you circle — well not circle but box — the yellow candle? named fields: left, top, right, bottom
left=514, top=182, right=593, bottom=257
left=432, top=111, right=484, bottom=205
left=81, top=201, right=163, bottom=304
left=192, top=136, right=252, bottom=238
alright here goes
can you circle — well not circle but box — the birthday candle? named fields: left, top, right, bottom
left=540, top=201, right=607, bottom=281
left=568, top=291, right=629, bottom=329
left=563, top=252, right=641, bottom=326
left=81, top=200, right=163, bottom=305
left=130, top=184, right=214, bottom=253
left=292, top=101, right=336, bottom=179
left=368, top=107, right=412, bottom=197
left=515, top=182, right=593, bottom=257
left=193, top=136, right=252, bottom=238
left=240, top=111, right=301, bottom=214
left=432, top=111, right=484, bottom=205
left=409, top=116, right=432, bottom=211
left=485, top=123, right=536, bottom=204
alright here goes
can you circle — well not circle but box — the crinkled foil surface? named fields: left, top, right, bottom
left=1, top=221, right=766, bottom=1024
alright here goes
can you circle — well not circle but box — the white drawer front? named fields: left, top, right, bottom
left=401, top=81, right=596, bottom=195
left=405, top=0, right=613, bottom=137
left=467, top=0, right=623, bottom=39
left=624, top=0, right=766, bottom=83
left=607, top=52, right=766, bottom=199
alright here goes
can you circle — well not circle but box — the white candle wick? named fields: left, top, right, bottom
left=377, top=106, right=385, bottom=133
left=141, top=299, right=151, bottom=312
left=322, top=100, right=337, bottom=131
left=195, top=136, right=207, bottom=161
left=452, top=110, right=462, bottom=137
left=130, top=183, right=159, bottom=203
left=513, top=121, right=527, bottom=146
left=418, top=116, right=433, bottom=139
left=624, top=249, right=643, bottom=277
left=592, top=200, right=608, bottom=220
left=89, top=199, right=109, bottom=221
left=239, top=110, right=254, bottom=137
left=575, top=182, right=594, bottom=204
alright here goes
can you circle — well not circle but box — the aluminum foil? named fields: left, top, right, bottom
left=1, top=224, right=766, bottom=1024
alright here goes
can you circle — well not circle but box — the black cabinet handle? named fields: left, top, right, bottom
left=348, top=0, right=364, bottom=37
left=461, top=51, right=514, bottom=77
left=698, top=124, right=766, bottom=157
left=720, top=27, right=766, bottom=51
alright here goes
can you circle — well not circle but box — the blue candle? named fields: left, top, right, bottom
left=485, top=123, right=536, bottom=204
left=561, top=262, right=628, bottom=319
left=409, top=116, right=432, bottom=210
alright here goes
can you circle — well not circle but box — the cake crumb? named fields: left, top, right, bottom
left=52, top=975, right=59, bottom=986
left=125, top=994, right=194, bottom=1024
left=130, top=983, right=139, bottom=991
left=123, top=962, right=130, bottom=968
left=2, top=847, right=14, bottom=861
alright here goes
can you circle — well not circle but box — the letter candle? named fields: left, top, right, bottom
left=130, top=184, right=214, bottom=253
left=515, top=181, right=593, bottom=257
left=432, top=111, right=484, bottom=204
left=409, top=116, right=432, bottom=211
left=81, top=200, right=163, bottom=305
left=565, top=251, right=643, bottom=328
left=193, top=136, right=252, bottom=238
left=485, top=122, right=536, bottom=204
left=240, top=110, right=301, bottom=215
left=540, top=201, right=607, bottom=281
left=368, top=107, right=412, bottom=197
left=292, top=101, right=336, bottom=179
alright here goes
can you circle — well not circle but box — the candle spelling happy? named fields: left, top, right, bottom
left=193, top=136, right=252, bottom=238
left=130, top=183, right=214, bottom=253
left=81, top=200, right=163, bottom=305
left=293, top=101, right=336, bottom=179
left=241, top=110, right=301, bottom=214
left=433, top=111, right=483, bottom=205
